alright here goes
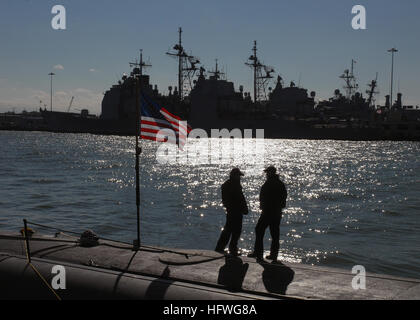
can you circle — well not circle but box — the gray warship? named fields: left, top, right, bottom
left=4, top=28, right=420, bottom=140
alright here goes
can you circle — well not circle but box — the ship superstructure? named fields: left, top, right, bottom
left=8, top=28, right=417, bottom=140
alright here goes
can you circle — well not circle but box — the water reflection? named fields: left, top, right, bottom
left=1, top=132, right=419, bottom=279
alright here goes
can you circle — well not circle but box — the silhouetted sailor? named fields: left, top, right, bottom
left=248, top=166, right=287, bottom=262
left=215, top=168, right=248, bottom=256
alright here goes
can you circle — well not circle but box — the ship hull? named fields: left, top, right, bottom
left=13, top=110, right=411, bottom=141
left=40, top=110, right=136, bottom=135
left=192, top=118, right=420, bottom=141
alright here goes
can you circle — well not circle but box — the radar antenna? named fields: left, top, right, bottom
left=245, top=41, right=274, bottom=102
left=208, top=59, right=225, bottom=80
left=366, top=73, right=379, bottom=107
left=166, top=27, right=201, bottom=100
left=130, top=49, right=152, bottom=77
left=340, top=59, right=359, bottom=99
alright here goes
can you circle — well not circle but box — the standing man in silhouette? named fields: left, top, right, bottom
left=215, top=168, right=248, bottom=256
left=248, top=166, right=287, bottom=262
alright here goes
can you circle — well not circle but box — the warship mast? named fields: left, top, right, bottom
left=340, top=59, right=359, bottom=99
left=130, top=49, right=151, bottom=77
left=178, top=28, right=182, bottom=99
left=245, top=41, right=274, bottom=103
left=208, top=59, right=225, bottom=80
left=250, top=41, right=258, bottom=102
left=366, top=73, right=379, bottom=107
left=166, top=28, right=201, bottom=101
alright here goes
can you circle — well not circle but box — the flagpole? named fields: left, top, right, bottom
left=134, top=71, right=142, bottom=251
left=131, top=49, right=150, bottom=250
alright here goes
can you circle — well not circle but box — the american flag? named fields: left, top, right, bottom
left=140, top=94, right=191, bottom=147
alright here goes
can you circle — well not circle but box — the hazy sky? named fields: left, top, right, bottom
left=1, top=0, right=420, bottom=114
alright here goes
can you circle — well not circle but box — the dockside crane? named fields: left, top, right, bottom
left=66, top=96, right=74, bottom=113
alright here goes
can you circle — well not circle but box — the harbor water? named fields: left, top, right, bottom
left=1, top=131, right=419, bottom=279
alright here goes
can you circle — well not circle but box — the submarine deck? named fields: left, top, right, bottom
left=0, top=231, right=419, bottom=300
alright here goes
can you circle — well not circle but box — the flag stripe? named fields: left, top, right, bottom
left=161, top=108, right=193, bottom=132
left=141, top=126, right=186, bottom=141
left=159, top=113, right=189, bottom=133
left=161, top=108, right=192, bottom=133
left=161, top=107, right=181, bottom=121
left=161, top=112, right=189, bottom=132
left=140, top=94, right=189, bottom=148
left=140, top=132, right=179, bottom=144
left=141, top=117, right=172, bottom=127
left=141, top=119, right=185, bottom=144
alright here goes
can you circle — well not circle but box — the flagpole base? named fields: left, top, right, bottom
left=132, top=239, right=140, bottom=251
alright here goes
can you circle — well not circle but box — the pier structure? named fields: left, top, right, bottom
left=1, top=230, right=419, bottom=300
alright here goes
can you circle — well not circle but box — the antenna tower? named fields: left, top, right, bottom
left=208, top=59, right=225, bottom=80
left=166, top=27, right=201, bottom=100
left=130, top=49, right=152, bottom=78
left=366, top=73, right=379, bottom=107
left=245, top=41, right=275, bottom=103
left=340, top=59, right=359, bottom=99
